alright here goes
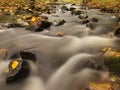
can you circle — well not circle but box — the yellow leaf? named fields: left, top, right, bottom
left=31, top=17, right=36, bottom=22
left=9, top=9, right=13, bottom=13
left=90, top=83, right=112, bottom=90
left=17, top=19, right=22, bottom=22
left=11, top=60, right=19, bottom=70
left=23, top=15, right=31, bottom=19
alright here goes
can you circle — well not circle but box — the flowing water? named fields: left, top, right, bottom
left=0, top=4, right=119, bottom=90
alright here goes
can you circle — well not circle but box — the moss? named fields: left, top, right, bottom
left=105, top=57, right=120, bottom=74
left=0, top=15, right=16, bottom=23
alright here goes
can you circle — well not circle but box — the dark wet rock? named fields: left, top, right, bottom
left=34, top=26, right=44, bottom=32
left=71, top=11, right=74, bottom=15
left=86, top=23, right=95, bottom=29
left=9, top=51, right=36, bottom=62
left=114, top=26, right=120, bottom=37
left=71, top=3, right=76, bottom=6
left=9, top=52, right=20, bottom=60
left=70, top=8, right=82, bottom=15
left=61, top=6, right=69, bottom=11
left=53, top=19, right=66, bottom=26
left=40, top=20, right=52, bottom=29
left=90, top=18, right=98, bottom=22
left=100, top=8, right=106, bottom=12
left=80, top=5, right=87, bottom=10
left=20, top=51, right=36, bottom=62
left=80, top=19, right=89, bottom=24
left=107, top=8, right=114, bottom=13
left=69, top=7, right=76, bottom=12
left=26, top=20, right=51, bottom=32
left=46, top=10, right=51, bottom=14
left=26, top=25, right=37, bottom=31
left=100, top=8, right=114, bottom=13
left=75, top=10, right=82, bottom=15
left=6, top=60, right=30, bottom=83
left=79, top=14, right=88, bottom=19
left=7, top=23, right=26, bottom=28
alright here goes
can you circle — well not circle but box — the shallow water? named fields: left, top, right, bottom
left=0, top=4, right=119, bottom=90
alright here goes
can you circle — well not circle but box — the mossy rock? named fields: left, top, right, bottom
left=104, top=57, right=120, bottom=74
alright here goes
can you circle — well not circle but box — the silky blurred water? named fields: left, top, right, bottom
left=0, top=4, right=119, bottom=90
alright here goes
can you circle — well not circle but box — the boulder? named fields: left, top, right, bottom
left=6, top=60, right=30, bottom=83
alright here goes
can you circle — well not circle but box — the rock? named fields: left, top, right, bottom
left=114, top=26, right=120, bottom=37
left=111, top=16, right=117, bottom=19
left=69, top=7, right=76, bottom=12
left=20, top=51, right=36, bottom=62
left=100, top=8, right=106, bottom=12
left=73, top=10, right=81, bottom=15
left=26, top=19, right=51, bottom=32
left=79, top=14, right=88, bottom=19
left=53, top=19, right=66, bottom=26
left=34, top=26, right=44, bottom=32
left=41, top=16, right=48, bottom=20
left=80, top=19, right=89, bottom=24
left=7, top=22, right=26, bottom=28
left=40, top=20, right=52, bottom=29
left=61, top=6, right=69, bottom=11
left=70, top=8, right=82, bottom=15
left=6, top=60, right=30, bottom=83
left=52, top=15, right=59, bottom=17
left=86, top=23, right=94, bottom=29
left=100, top=8, right=114, bottom=13
left=90, top=18, right=98, bottom=22
left=107, top=8, right=114, bottom=13
left=26, top=25, right=37, bottom=31
left=71, top=3, right=76, bottom=6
